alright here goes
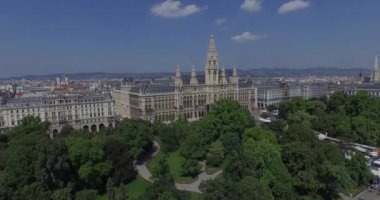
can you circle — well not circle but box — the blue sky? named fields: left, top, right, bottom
left=1, top=0, right=380, bottom=77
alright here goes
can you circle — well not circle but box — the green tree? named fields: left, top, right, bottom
left=75, top=189, right=98, bottom=200
left=205, top=99, right=255, bottom=137
left=115, top=119, right=153, bottom=159
left=60, top=125, right=74, bottom=135
left=65, top=136, right=112, bottom=188
left=104, top=136, right=136, bottom=185
left=206, top=140, right=225, bottom=167
left=181, top=159, right=200, bottom=177
left=346, top=154, right=373, bottom=186
left=52, top=187, right=72, bottom=200
left=13, top=182, right=51, bottom=200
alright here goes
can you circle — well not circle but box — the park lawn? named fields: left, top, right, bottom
left=167, top=151, right=198, bottom=183
left=148, top=150, right=198, bottom=184
left=125, top=175, right=151, bottom=199
left=180, top=191, right=203, bottom=200
left=95, top=194, right=107, bottom=200
left=189, top=192, right=203, bottom=200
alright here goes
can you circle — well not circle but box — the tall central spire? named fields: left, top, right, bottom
left=205, top=34, right=220, bottom=85
left=206, top=34, right=219, bottom=70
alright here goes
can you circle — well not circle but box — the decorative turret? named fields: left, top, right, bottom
left=190, top=65, right=198, bottom=85
left=231, top=65, right=239, bottom=84
left=205, top=34, right=220, bottom=85
left=221, top=67, right=227, bottom=84
left=175, top=65, right=183, bottom=87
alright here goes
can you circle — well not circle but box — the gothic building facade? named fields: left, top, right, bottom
left=113, top=35, right=257, bottom=122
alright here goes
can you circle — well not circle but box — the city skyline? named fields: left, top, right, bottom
left=1, top=0, right=380, bottom=78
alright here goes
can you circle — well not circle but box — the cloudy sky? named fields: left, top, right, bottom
left=1, top=0, right=380, bottom=77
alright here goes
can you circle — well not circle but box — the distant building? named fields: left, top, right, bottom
left=344, top=84, right=380, bottom=98
left=344, top=56, right=380, bottom=97
left=256, top=85, right=283, bottom=109
left=372, top=56, right=380, bottom=83
left=301, top=83, right=330, bottom=100
left=256, top=82, right=330, bottom=109
left=0, top=92, right=115, bottom=134
left=56, top=75, right=69, bottom=86
left=113, top=35, right=257, bottom=122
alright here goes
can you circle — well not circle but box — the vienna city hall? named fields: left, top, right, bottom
left=113, top=35, right=257, bottom=122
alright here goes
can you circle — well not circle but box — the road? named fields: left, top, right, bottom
left=342, top=189, right=380, bottom=200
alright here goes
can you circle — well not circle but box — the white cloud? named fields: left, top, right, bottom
left=231, top=32, right=268, bottom=43
left=278, top=0, right=310, bottom=14
left=241, top=0, right=262, bottom=12
left=151, top=0, right=202, bottom=18
left=215, top=18, right=227, bottom=26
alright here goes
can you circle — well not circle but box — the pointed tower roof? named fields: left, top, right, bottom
left=191, top=65, right=197, bottom=77
left=231, top=65, right=239, bottom=84
left=205, top=34, right=219, bottom=70
left=233, top=65, right=238, bottom=77
left=374, top=55, right=379, bottom=70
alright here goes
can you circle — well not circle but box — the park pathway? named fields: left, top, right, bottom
left=134, top=140, right=160, bottom=183
left=134, top=140, right=223, bottom=193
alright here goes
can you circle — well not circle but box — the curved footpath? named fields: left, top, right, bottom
left=134, top=140, right=223, bottom=194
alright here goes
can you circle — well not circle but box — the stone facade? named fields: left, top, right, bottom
left=113, top=35, right=257, bottom=122
left=0, top=92, right=115, bottom=133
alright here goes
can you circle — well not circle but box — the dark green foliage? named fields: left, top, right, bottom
left=52, top=187, right=73, bottom=200
left=104, top=136, right=136, bottom=185
left=60, top=125, right=74, bottom=135
left=0, top=134, right=8, bottom=143
left=115, top=119, right=153, bottom=159
left=142, top=154, right=186, bottom=200
left=13, top=182, right=51, bottom=200
left=65, top=136, right=112, bottom=189
left=0, top=115, right=151, bottom=199
left=266, top=104, right=278, bottom=112
left=346, top=154, right=374, bottom=186
left=202, top=177, right=274, bottom=200
left=206, top=99, right=255, bottom=137
left=158, top=118, right=190, bottom=153
left=179, top=129, right=208, bottom=160
left=276, top=92, right=376, bottom=198
left=0, top=97, right=373, bottom=200
left=206, top=140, right=224, bottom=167
left=282, top=91, right=380, bottom=146
left=75, top=189, right=98, bottom=200
left=180, top=159, right=200, bottom=177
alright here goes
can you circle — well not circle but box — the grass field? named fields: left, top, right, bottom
left=125, top=175, right=151, bottom=199
left=94, top=176, right=150, bottom=200
left=148, top=150, right=198, bottom=184
left=189, top=191, right=203, bottom=200
left=167, top=151, right=198, bottom=183
left=95, top=194, right=107, bottom=200
left=0, top=170, right=4, bottom=184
